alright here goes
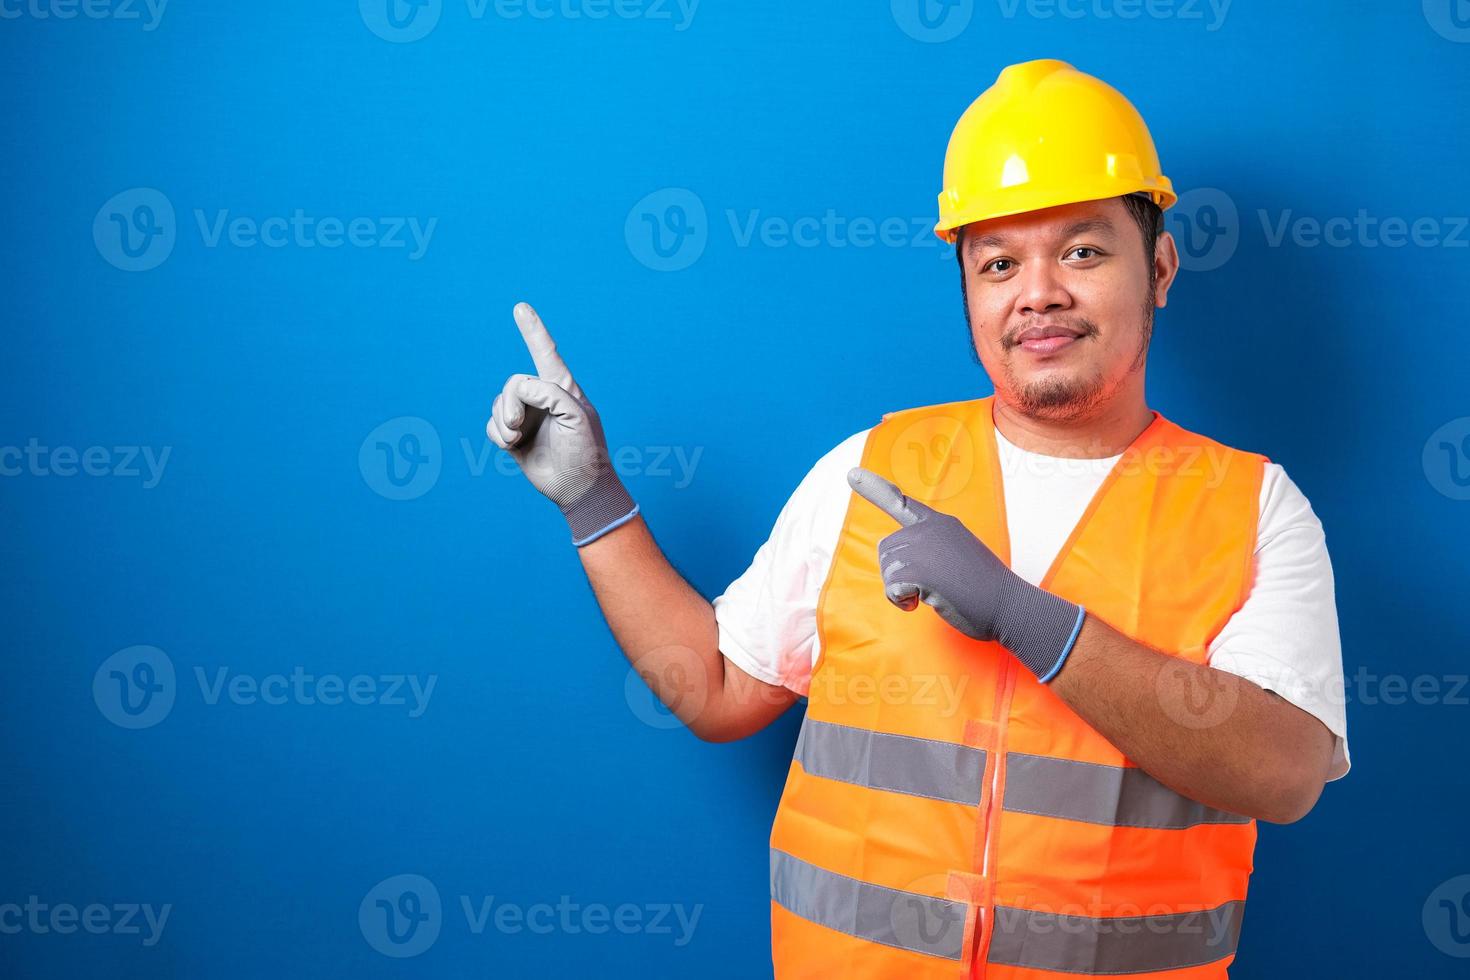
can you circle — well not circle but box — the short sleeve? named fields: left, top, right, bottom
left=713, top=429, right=869, bottom=695
left=1208, top=463, right=1351, bottom=780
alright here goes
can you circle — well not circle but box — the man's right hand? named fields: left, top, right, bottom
left=486, top=302, right=638, bottom=546
left=491, top=303, right=798, bottom=741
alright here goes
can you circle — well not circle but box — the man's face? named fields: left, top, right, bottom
left=959, top=197, right=1178, bottom=423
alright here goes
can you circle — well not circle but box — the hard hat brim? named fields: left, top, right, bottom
left=935, top=182, right=1177, bottom=245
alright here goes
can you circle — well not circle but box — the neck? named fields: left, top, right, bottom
left=991, top=391, right=1155, bottom=458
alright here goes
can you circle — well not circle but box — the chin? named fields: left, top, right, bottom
left=1011, top=372, right=1107, bottom=419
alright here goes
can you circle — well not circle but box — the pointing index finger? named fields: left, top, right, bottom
left=513, top=302, right=583, bottom=399
left=847, top=467, right=925, bottom=527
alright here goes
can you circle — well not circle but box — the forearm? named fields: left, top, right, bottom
left=1047, top=615, right=1334, bottom=823
left=576, top=516, right=722, bottom=726
left=577, top=516, right=796, bottom=740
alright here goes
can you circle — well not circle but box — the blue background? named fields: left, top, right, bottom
left=3, top=1, right=1468, bottom=976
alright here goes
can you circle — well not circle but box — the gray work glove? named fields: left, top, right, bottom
left=847, top=467, right=1086, bottom=682
left=486, top=303, right=638, bottom=546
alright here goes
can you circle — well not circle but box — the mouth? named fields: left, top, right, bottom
left=1014, top=323, right=1086, bottom=356
left=1019, top=335, right=1079, bottom=355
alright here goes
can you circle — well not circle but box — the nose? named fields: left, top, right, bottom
left=1014, top=261, right=1073, bottom=317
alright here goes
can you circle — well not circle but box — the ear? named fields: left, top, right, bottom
left=1153, top=229, right=1182, bottom=308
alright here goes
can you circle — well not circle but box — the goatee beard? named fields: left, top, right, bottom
left=1004, top=302, right=1154, bottom=423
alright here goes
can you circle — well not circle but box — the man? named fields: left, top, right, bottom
left=487, top=59, right=1349, bottom=978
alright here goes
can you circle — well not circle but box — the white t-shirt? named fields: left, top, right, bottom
left=713, top=424, right=1351, bottom=781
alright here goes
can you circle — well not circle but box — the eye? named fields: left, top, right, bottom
left=1066, top=246, right=1103, bottom=262
left=982, top=257, right=1015, bottom=275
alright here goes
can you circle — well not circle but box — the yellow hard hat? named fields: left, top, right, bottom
left=935, top=59, right=1176, bottom=243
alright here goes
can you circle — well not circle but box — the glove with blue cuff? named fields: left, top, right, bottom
left=486, top=303, right=639, bottom=547
left=847, top=466, right=1086, bottom=683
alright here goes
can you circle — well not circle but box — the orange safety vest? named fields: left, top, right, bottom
left=769, top=395, right=1266, bottom=979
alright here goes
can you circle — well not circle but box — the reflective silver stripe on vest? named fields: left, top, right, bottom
left=988, top=900, right=1246, bottom=974
left=794, top=717, right=985, bottom=806
left=770, top=848, right=968, bottom=960
left=1003, top=752, right=1252, bottom=829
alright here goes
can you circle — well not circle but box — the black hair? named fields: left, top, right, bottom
left=1120, top=192, right=1165, bottom=278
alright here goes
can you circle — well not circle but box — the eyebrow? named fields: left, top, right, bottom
left=965, top=217, right=1118, bottom=253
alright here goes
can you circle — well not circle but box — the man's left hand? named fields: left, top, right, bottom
left=847, top=466, right=1088, bottom=683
